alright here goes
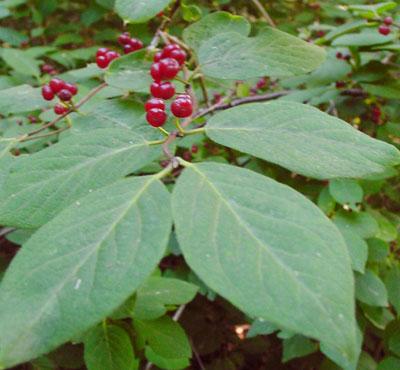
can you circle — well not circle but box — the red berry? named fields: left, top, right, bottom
left=129, top=38, right=143, bottom=51
left=42, top=85, right=55, bottom=101
left=106, top=50, right=120, bottom=62
left=182, top=151, right=192, bottom=161
left=162, top=44, right=181, bottom=59
left=146, top=108, right=167, bottom=127
left=58, top=89, right=73, bottom=101
left=256, top=77, right=267, bottom=90
left=150, top=81, right=176, bottom=100
left=96, top=55, right=109, bottom=69
left=28, top=115, right=39, bottom=123
left=157, top=11, right=164, bottom=17
left=54, top=103, right=68, bottom=115
left=336, top=52, right=343, bottom=59
left=150, top=62, right=163, bottom=81
left=118, top=32, right=131, bottom=45
left=191, top=145, right=198, bottom=154
left=159, top=58, right=180, bottom=80
left=96, top=47, right=109, bottom=57
left=41, top=64, right=54, bottom=74
left=145, top=98, right=166, bottom=112
left=171, top=96, right=193, bottom=118
left=213, top=93, right=222, bottom=104
left=49, top=78, right=65, bottom=93
left=383, top=16, right=393, bottom=26
left=64, top=83, right=78, bottom=96
left=316, top=30, right=326, bottom=37
left=124, top=44, right=135, bottom=54
left=378, top=25, right=391, bottom=35
left=335, top=81, right=346, bottom=89
left=169, top=49, right=187, bottom=65
left=153, top=51, right=163, bottom=62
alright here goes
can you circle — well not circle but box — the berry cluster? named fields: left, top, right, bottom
left=378, top=17, right=393, bottom=36
left=96, top=32, right=144, bottom=69
left=41, top=78, right=78, bottom=115
left=145, top=44, right=193, bottom=127
left=336, top=52, right=351, bottom=61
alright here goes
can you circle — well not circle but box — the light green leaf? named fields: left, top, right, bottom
left=1, top=48, right=40, bottom=77
left=247, top=319, right=278, bottom=338
left=334, top=211, right=379, bottom=239
left=115, top=0, right=172, bottom=23
left=133, top=277, right=198, bottom=320
left=134, top=316, right=192, bottom=359
left=0, top=128, right=160, bottom=228
left=348, top=2, right=397, bottom=18
left=329, top=179, right=363, bottom=206
left=384, top=267, right=400, bottom=314
left=0, top=176, right=172, bottom=368
left=84, top=324, right=138, bottom=370
left=282, top=335, right=318, bottom=363
left=183, top=11, right=250, bottom=51
left=206, top=101, right=400, bottom=180
left=332, top=29, right=395, bottom=47
left=355, top=270, right=388, bottom=307
left=0, top=27, right=28, bottom=46
left=105, top=50, right=152, bottom=93
left=145, top=347, right=189, bottom=370
left=339, top=229, right=368, bottom=274
left=0, top=85, right=48, bottom=114
left=172, top=163, right=359, bottom=369
left=199, top=27, right=326, bottom=80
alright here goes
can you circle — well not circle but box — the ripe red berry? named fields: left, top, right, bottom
left=96, top=47, right=109, bottom=57
left=171, top=96, right=193, bottom=118
left=146, top=108, right=167, bottom=127
left=150, top=81, right=176, bottom=100
left=153, top=51, right=163, bottom=62
left=159, top=58, right=180, bottom=80
left=169, top=49, right=187, bottom=65
left=49, top=78, right=65, bottom=93
left=58, top=89, right=73, bottom=101
left=145, top=98, right=166, bottom=112
left=118, top=32, right=131, bottom=45
left=162, top=44, right=181, bottom=58
left=106, top=50, right=120, bottom=62
left=150, top=62, right=163, bottom=81
left=129, top=38, right=143, bottom=51
left=335, top=81, right=346, bottom=89
left=64, top=83, right=78, bottom=96
left=191, top=145, right=198, bottom=154
left=96, top=55, right=109, bottom=69
left=256, top=77, right=267, bottom=90
left=383, top=16, right=393, bottom=26
left=54, top=103, right=68, bottom=115
left=42, top=85, right=55, bottom=101
left=336, top=52, right=343, bottom=59
left=124, top=44, right=135, bottom=54
left=41, top=64, right=54, bottom=74
left=378, top=24, right=391, bottom=35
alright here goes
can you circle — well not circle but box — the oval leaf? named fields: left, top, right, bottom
left=0, top=176, right=172, bottom=368
left=0, top=128, right=160, bottom=228
left=115, top=0, right=172, bottom=23
left=206, top=101, right=400, bottom=179
left=172, top=163, right=359, bottom=368
left=199, top=28, right=326, bottom=80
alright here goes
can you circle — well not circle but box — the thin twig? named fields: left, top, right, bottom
left=25, top=82, right=108, bottom=138
left=251, top=0, right=276, bottom=27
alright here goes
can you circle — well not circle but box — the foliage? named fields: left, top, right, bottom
left=0, top=1, right=399, bottom=369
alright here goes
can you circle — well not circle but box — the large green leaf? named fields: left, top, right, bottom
left=172, top=163, right=359, bottom=369
left=115, top=0, right=172, bottom=23
left=1, top=48, right=40, bottom=77
left=105, top=50, right=152, bottom=93
left=0, top=128, right=160, bottom=228
left=206, top=101, right=400, bottom=179
left=84, top=324, right=138, bottom=370
left=183, top=11, right=250, bottom=51
left=0, top=85, right=48, bottom=115
left=198, top=27, right=326, bottom=80
left=0, top=176, right=172, bottom=368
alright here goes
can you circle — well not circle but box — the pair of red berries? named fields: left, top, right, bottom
left=150, top=44, right=186, bottom=82
left=96, top=48, right=120, bottom=69
left=41, top=78, right=78, bottom=115
left=379, top=17, right=393, bottom=35
left=118, top=32, right=144, bottom=54
left=146, top=94, right=193, bottom=127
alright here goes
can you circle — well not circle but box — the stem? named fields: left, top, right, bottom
left=251, top=0, right=276, bottom=27
left=184, top=127, right=206, bottom=136
left=158, top=127, right=170, bottom=136
left=174, top=118, right=185, bottom=135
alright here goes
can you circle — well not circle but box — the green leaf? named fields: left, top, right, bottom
left=334, top=211, right=379, bottom=239
left=332, top=29, right=395, bottom=47
left=389, top=330, right=400, bottom=357
left=247, top=319, right=278, bottom=338
left=133, top=277, right=198, bottom=320
left=0, top=27, right=28, bottom=46
left=348, top=2, right=397, bottom=18
left=339, top=230, right=368, bottom=274
left=384, top=267, right=400, bottom=314
left=144, top=347, right=189, bottom=370
left=134, top=316, right=192, bottom=359
left=172, top=163, right=359, bottom=369
left=181, top=4, right=202, bottom=22
left=1, top=48, right=40, bottom=77
left=0, top=85, right=48, bottom=115
left=0, top=128, right=160, bottom=228
left=206, top=101, right=400, bottom=180
left=182, top=11, right=250, bottom=51
left=0, top=175, right=172, bottom=368
left=115, top=0, right=172, bottom=23
left=198, top=27, right=326, bottom=80
left=329, top=179, right=363, bottom=206
left=282, top=335, right=318, bottom=362
left=355, top=270, right=388, bottom=307
left=105, top=50, right=152, bottom=93
left=377, top=357, right=400, bottom=370
left=84, top=324, right=138, bottom=370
